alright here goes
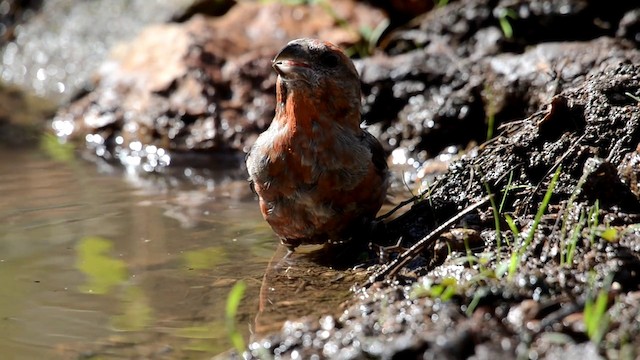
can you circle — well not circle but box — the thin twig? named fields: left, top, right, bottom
left=376, top=178, right=442, bottom=221
left=376, top=194, right=419, bottom=221
left=363, top=195, right=492, bottom=288
left=521, top=133, right=586, bottom=215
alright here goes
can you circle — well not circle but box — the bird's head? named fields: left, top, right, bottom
left=272, top=38, right=360, bottom=97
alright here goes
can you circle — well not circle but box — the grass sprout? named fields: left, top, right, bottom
left=587, top=200, right=600, bottom=246
left=497, top=8, right=517, bottom=39
left=625, top=91, right=640, bottom=103
left=584, top=274, right=613, bottom=345
left=563, top=209, right=585, bottom=265
left=411, top=277, right=458, bottom=302
left=505, top=166, right=561, bottom=278
left=484, top=184, right=502, bottom=254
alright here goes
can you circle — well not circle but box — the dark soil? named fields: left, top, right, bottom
left=244, top=62, right=640, bottom=360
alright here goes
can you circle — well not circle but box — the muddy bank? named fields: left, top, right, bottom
left=244, top=61, right=640, bottom=360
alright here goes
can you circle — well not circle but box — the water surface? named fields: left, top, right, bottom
left=0, top=144, right=276, bottom=359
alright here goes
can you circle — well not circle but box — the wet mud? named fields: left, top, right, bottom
left=245, top=62, right=640, bottom=360
left=2, top=0, right=640, bottom=359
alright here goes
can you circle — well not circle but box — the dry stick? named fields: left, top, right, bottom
left=364, top=195, right=492, bottom=288
left=376, top=195, right=420, bottom=221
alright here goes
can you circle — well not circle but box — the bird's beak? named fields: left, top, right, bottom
left=272, top=43, right=310, bottom=77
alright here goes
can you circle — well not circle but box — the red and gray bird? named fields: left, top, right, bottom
left=246, top=38, right=389, bottom=251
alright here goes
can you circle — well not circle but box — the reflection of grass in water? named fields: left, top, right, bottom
left=75, top=236, right=127, bottom=294
left=183, top=246, right=227, bottom=270
left=111, top=285, right=154, bottom=332
left=175, top=322, right=231, bottom=354
left=246, top=222, right=280, bottom=259
left=174, top=281, right=248, bottom=355
left=40, top=133, right=75, bottom=163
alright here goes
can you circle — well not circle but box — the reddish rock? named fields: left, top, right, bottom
left=52, top=1, right=387, bottom=163
left=51, top=0, right=640, bottom=170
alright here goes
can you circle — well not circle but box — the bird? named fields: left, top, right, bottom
left=246, top=38, right=389, bottom=252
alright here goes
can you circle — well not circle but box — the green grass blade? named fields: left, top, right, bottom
left=524, top=166, right=561, bottom=249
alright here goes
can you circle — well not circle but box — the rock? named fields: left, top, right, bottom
left=52, top=1, right=387, bottom=165
left=357, top=0, right=640, bottom=162
left=0, top=81, right=57, bottom=147
left=380, top=0, right=634, bottom=56
left=366, top=0, right=433, bottom=27
left=358, top=37, right=639, bottom=163
left=0, top=0, right=235, bottom=103
left=617, top=144, right=640, bottom=201
left=617, top=8, right=640, bottom=45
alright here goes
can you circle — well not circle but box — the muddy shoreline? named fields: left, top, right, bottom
left=245, top=61, right=640, bottom=360
left=2, top=0, right=640, bottom=359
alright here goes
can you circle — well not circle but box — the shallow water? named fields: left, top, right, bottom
left=0, top=144, right=276, bottom=359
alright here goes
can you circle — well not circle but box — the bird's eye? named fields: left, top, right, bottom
left=320, top=53, right=339, bottom=68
